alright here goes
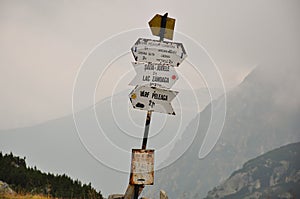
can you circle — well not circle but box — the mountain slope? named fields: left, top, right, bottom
left=145, top=62, right=300, bottom=198
left=205, top=142, right=300, bottom=199
left=0, top=87, right=223, bottom=197
left=0, top=152, right=103, bottom=199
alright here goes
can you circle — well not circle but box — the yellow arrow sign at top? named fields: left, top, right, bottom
left=148, top=14, right=175, bottom=40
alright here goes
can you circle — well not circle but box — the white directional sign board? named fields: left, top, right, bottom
left=129, top=85, right=178, bottom=115
left=131, top=38, right=187, bottom=67
left=129, top=62, right=178, bottom=89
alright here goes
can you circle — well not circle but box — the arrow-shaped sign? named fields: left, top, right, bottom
left=129, top=62, right=178, bottom=89
left=129, top=85, right=178, bottom=115
left=131, top=38, right=187, bottom=67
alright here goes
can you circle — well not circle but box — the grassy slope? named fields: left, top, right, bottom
left=0, top=194, right=49, bottom=199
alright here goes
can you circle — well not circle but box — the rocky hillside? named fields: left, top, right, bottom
left=145, top=61, right=300, bottom=198
left=205, top=142, right=300, bottom=199
left=0, top=180, right=15, bottom=195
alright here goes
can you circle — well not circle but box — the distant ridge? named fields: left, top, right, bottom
left=145, top=62, right=300, bottom=198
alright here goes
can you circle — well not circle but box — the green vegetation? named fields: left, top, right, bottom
left=0, top=152, right=103, bottom=199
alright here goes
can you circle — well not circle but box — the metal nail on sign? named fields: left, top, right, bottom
left=129, top=85, right=178, bottom=115
left=131, top=38, right=187, bottom=67
left=129, top=62, right=179, bottom=89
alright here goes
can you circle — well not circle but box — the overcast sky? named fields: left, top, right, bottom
left=0, top=0, right=299, bottom=129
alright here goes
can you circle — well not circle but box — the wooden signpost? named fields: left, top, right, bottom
left=125, top=13, right=187, bottom=199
